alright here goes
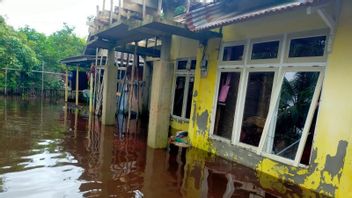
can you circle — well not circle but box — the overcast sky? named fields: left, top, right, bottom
left=0, top=0, right=102, bottom=38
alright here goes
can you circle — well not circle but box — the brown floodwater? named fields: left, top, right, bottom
left=0, top=97, right=323, bottom=198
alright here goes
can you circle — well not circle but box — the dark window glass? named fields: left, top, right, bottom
left=300, top=104, right=319, bottom=165
left=223, top=45, right=244, bottom=61
left=214, top=72, right=241, bottom=139
left=173, top=76, right=186, bottom=116
left=270, top=72, right=319, bottom=160
left=240, top=72, right=275, bottom=146
left=190, top=60, right=197, bottom=70
left=185, top=77, right=194, bottom=119
left=177, top=60, right=188, bottom=70
left=289, top=36, right=326, bottom=57
left=251, top=41, right=279, bottom=60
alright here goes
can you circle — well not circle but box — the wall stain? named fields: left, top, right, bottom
left=193, top=90, right=198, bottom=97
left=196, top=111, right=209, bottom=135
left=323, top=140, right=347, bottom=179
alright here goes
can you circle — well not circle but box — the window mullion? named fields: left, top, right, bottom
left=181, top=75, right=190, bottom=118
left=293, top=70, right=324, bottom=166
left=257, top=71, right=285, bottom=155
left=232, top=68, right=248, bottom=144
left=170, top=73, right=177, bottom=117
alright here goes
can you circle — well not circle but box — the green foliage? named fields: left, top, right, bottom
left=0, top=16, right=86, bottom=92
left=162, top=0, right=187, bottom=18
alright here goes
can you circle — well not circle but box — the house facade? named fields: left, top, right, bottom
left=164, top=0, right=352, bottom=197
left=75, top=0, right=352, bottom=196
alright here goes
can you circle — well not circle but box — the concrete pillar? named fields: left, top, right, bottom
left=147, top=36, right=173, bottom=148
left=102, top=49, right=118, bottom=125
left=142, top=61, right=152, bottom=116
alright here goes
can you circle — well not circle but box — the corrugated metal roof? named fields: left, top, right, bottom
left=185, top=0, right=317, bottom=31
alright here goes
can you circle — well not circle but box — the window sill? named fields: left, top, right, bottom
left=171, top=115, right=190, bottom=123
left=209, top=135, right=231, bottom=144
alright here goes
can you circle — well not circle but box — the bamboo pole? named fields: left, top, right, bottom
left=95, top=52, right=104, bottom=115
left=127, top=42, right=137, bottom=132
left=75, top=65, right=80, bottom=106
left=158, top=0, right=162, bottom=16
left=93, top=48, right=99, bottom=113
left=142, top=0, right=146, bottom=20
left=41, top=62, right=44, bottom=97
left=65, top=68, right=69, bottom=102
left=118, top=0, right=122, bottom=21
left=109, top=0, right=113, bottom=24
left=89, top=67, right=94, bottom=113
left=4, top=68, right=7, bottom=96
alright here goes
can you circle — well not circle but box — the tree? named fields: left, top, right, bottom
left=0, top=16, right=86, bottom=94
left=0, top=16, right=39, bottom=90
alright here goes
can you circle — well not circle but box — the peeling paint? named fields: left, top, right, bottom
left=193, top=90, right=198, bottom=97
left=184, top=1, right=352, bottom=197
left=324, top=140, right=347, bottom=179
left=196, top=111, right=209, bottom=135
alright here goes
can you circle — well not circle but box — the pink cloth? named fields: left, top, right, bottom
left=218, top=74, right=231, bottom=102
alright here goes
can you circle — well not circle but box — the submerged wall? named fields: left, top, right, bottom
left=187, top=1, right=352, bottom=197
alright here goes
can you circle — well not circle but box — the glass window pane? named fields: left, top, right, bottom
left=269, top=72, right=319, bottom=160
left=177, top=60, right=188, bottom=70
left=240, top=72, right=275, bottom=146
left=223, top=45, right=244, bottom=61
left=185, top=77, right=194, bottom=119
left=251, top=41, right=279, bottom=60
left=213, top=72, right=241, bottom=139
left=190, top=60, right=197, bottom=70
left=289, top=36, right=326, bottom=57
left=173, top=76, right=186, bottom=116
left=300, top=105, right=319, bottom=165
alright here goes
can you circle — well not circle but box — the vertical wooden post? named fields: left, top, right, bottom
left=89, top=68, right=94, bottom=113
left=64, top=102, right=68, bottom=131
left=109, top=0, right=113, bottom=24
left=158, top=0, right=163, bottom=16
left=74, top=108, right=78, bottom=138
left=4, top=68, right=7, bottom=96
left=142, top=0, right=146, bottom=20
left=93, top=48, right=99, bottom=113
left=127, top=42, right=137, bottom=132
left=118, top=0, right=122, bottom=21
left=41, top=62, right=44, bottom=97
left=65, top=68, right=69, bottom=103
left=75, top=65, right=80, bottom=106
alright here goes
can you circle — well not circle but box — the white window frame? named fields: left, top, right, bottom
left=233, top=67, right=279, bottom=152
left=171, top=58, right=196, bottom=121
left=257, top=66, right=325, bottom=166
left=218, top=41, right=247, bottom=66
left=285, top=29, right=329, bottom=64
left=247, top=35, right=283, bottom=65
left=209, top=30, right=328, bottom=166
left=209, top=68, right=244, bottom=144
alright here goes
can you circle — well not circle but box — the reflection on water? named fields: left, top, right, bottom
left=0, top=97, right=321, bottom=197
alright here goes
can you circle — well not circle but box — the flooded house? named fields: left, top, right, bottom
left=62, top=0, right=352, bottom=197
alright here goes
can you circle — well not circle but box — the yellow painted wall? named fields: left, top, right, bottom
left=187, top=1, right=352, bottom=197
left=330, top=1, right=352, bottom=196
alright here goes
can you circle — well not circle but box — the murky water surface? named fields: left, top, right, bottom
left=0, top=97, right=322, bottom=197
